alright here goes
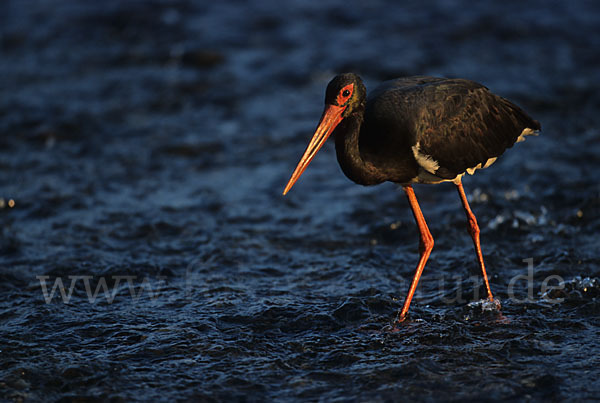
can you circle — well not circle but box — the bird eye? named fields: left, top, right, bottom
left=336, top=84, right=354, bottom=106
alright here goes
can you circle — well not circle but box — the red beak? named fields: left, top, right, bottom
left=283, top=104, right=346, bottom=195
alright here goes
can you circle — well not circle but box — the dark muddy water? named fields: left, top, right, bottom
left=1, top=0, right=600, bottom=401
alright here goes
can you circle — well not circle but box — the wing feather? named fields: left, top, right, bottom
left=412, top=79, right=540, bottom=178
left=361, top=77, right=540, bottom=183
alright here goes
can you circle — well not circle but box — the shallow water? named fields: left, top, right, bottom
left=1, top=0, right=599, bottom=401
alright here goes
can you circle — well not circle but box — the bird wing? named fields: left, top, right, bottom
left=411, top=78, right=540, bottom=179
left=368, top=77, right=540, bottom=180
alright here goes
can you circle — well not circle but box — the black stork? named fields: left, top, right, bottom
left=283, top=73, right=540, bottom=324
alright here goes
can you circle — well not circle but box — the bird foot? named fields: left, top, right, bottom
left=483, top=297, right=502, bottom=311
left=463, top=297, right=503, bottom=321
left=391, top=312, right=408, bottom=331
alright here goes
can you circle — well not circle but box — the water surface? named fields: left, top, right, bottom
left=1, top=0, right=599, bottom=401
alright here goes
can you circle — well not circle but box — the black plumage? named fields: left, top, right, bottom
left=333, top=74, right=540, bottom=185
left=283, top=73, right=540, bottom=324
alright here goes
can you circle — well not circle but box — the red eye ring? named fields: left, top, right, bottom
left=336, top=84, right=354, bottom=105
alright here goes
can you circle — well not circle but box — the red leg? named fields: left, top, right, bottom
left=455, top=180, right=494, bottom=300
left=395, top=185, right=434, bottom=324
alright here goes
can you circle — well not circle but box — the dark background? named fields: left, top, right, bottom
left=1, top=0, right=599, bottom=401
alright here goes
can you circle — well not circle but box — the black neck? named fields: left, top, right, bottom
left=333, top=106, right=386, bottom=186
